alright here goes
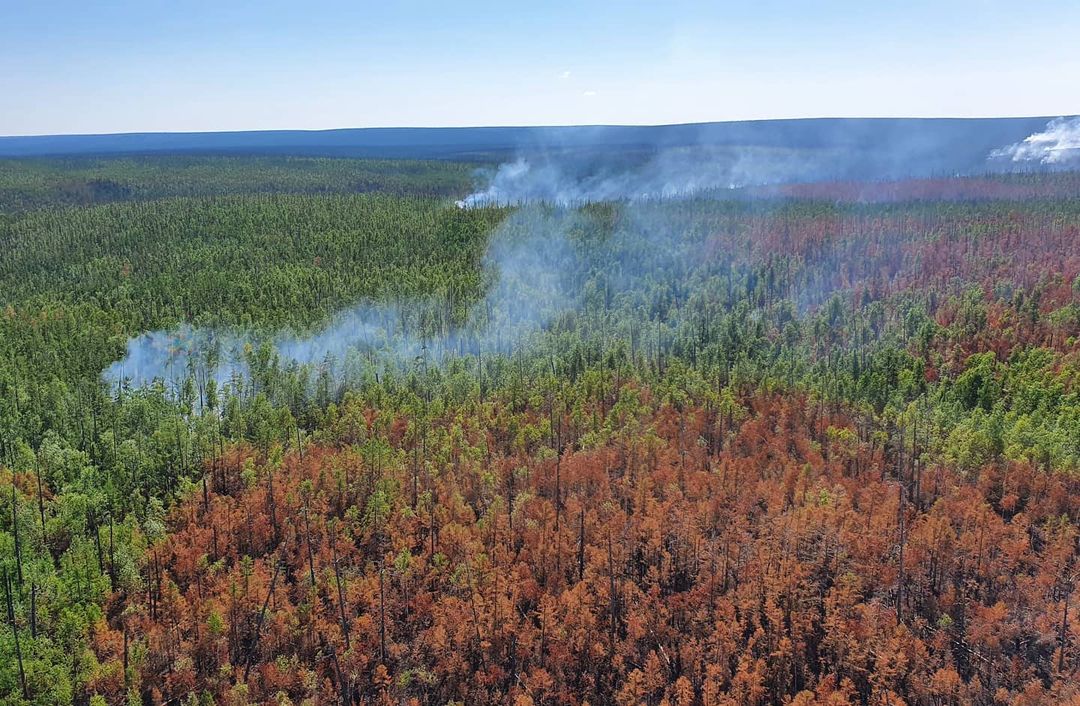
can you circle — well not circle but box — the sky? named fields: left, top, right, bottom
left=1, top=0, right=1078, bottom=136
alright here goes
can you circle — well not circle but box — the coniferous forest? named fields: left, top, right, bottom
left=1, top=154, right=1079, bottom=706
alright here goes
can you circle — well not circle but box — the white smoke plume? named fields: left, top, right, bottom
left=455, top=145, right=839, bottom=207
left=103, top=206, right=584, bottom=393
left=103, top=142, right=829, bottom=396
left=104, top=140, right=884, bottom=395
left=990, top=117, right=1080, bottom=165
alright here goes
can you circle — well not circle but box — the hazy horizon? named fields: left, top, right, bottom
left=1, top=114, right=1074, bottom=140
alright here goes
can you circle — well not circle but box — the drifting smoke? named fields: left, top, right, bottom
left=107, top=138, right=903, bottom=393
left=105, top=307, right=411, bottom=391
left=111, top=143, right=772, bottom=392
left=104, top=206, right=585, bottom=391
left=455, top=146, right=842, bottom=207
left=990, top=117, right=1080, bottom=165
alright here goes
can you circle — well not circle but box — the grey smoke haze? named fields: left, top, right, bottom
left=455, top=146, right=843, bottom=206
left=108, top=146, right=732, bottom=392
left=106, top=305, right=415, bottom=391
left=104, top=205, right=585, bottom=392
left=455, top=117, right=1078, bottom=207
left=99, top=141, right=879, bottom=393
left=109, top=119, right=1056, bottom=393
left=990, top=117, right=1080, bottom=165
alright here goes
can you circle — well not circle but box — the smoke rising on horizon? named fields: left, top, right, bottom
left=989, top=116, right=1080, bottom=166
left=458, top=117, right=1080, bottom=208
left=454, top=146, right=845, bottom=206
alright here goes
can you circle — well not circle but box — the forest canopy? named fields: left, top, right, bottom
left=0, top=156, right=1078, bottom=706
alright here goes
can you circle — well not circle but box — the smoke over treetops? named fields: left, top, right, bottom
left=106, top=122, right=1078, bottom=394
left=104, top=205, right=589, bottom=392
left=103, top=194, right=739, bottom=394
left=455, top=146, right=847, bottom=206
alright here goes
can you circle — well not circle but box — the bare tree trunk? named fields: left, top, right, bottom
left=897, top=484, right=906, bottom=625
left=578, top=508, right=586, bottom=582
left=330, top=525, right=350, bottom=651
left=379, top=565, right=387, bottom=663
left=303, top=502, right=316, bottom=589
left=35, top=460, right=46, bottom=535
left=4, top=570, right=28, bottom=701
left=243, top=556, right=281, bottom=682
left=1061, top=590, right=1071, bottom=674
left=12, top=482, right=23, bottom=585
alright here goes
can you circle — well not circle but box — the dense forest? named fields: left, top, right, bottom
left=1, top=155, right=1078, bottom=705
left=0, top=156, right=478, bottom=213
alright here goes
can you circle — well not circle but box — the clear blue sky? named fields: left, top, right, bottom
left=2, top=0, right=1078, bottom=136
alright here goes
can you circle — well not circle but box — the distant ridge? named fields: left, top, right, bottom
left=2, top=117, right=1073, bottom=181
left=0, top=117, right=1056, bottom=157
